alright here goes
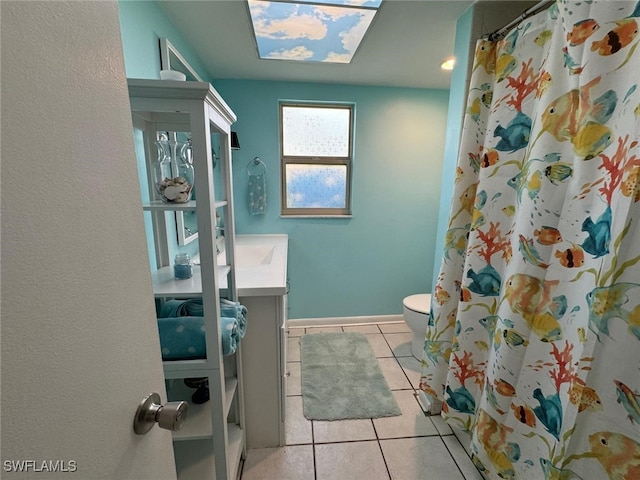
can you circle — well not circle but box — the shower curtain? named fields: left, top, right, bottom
left=420, top=1, right=640, bottom=478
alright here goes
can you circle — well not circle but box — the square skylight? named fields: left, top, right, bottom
left=248, top=0, right=382, bottom=64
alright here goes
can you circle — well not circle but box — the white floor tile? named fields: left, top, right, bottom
left=378, top=322, right=411, bottom=334
left=315, top=441, right=390, bottom=480
left=429, top=412, right=454, bottom=436
left=287, top=337, right=300, bottom=362
left=242, top=445, right=314, bottom=480
left=384, top=332, right=415, bottom=357
left=286, top=362, right=301, bottom=396
left=257, top=321, right=481, bottom=480
left=313, top=418, right=376, bottom=443
left=305, top=326, right=344, bottom=333
left=452, top=426, right=473, bottom=457
left=396, top=355, right=423, bottom=389
left=288, top=327, right=305, bottom=337
left=285, top=396, right=312, bottom=445
left=377, top=357, right=412, bottom=390
left=342, top=324, right=381, bottom=334
left=380, top=437, right=465, bottom=480
left=365, top=333, right=394, bottom=358
left=374, top=390, right=439, bottom=439
left=442, top=435, right=484, bottom=480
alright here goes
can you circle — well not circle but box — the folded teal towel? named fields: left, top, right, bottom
left=158, top=298, right=246, bottom=359
left=157, top=316, right=239, bottom=359
left=160, top=298, right=202, bottom=318
left=221, top=316, right=239, bottom=356
left=158, top=316, right=206, bottom=360
left=220, top=299, right=247, bottom=338
left=161, top=298, right=247, bottom=339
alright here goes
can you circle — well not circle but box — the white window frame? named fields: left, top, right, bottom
left=280, top=102, right=354, bottom=217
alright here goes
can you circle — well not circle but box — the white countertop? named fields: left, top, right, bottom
left=222, top=234, right=288, bottom=297
left=152, top=234, right=287, bottom=298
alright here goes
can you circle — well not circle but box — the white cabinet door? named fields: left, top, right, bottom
left=241, top=295, right=287, bottom=448
left=2, top=2, right=176, bottom=478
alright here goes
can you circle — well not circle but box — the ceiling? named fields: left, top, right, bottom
left=158, top=0, right=476, bottom=90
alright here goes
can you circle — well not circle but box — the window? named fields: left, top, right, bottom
left=280, top=103, right=353, bottom=216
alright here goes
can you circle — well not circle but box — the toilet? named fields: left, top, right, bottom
left=403, top=293, right=432, bottom=360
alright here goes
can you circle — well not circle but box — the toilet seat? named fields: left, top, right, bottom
left=403, top=294, right=431, bottom=315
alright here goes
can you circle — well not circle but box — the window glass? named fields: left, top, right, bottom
left=285, top=164, right=347, bottom=208
left=282, top=106, right=350, bottom=156
left=280, top=103, right=353, bottom=216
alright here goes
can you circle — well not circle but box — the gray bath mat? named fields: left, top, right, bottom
left=300, top=332, right=401, bottom=420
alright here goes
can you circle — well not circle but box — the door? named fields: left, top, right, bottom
left=1, top=2, right=176, bottom=479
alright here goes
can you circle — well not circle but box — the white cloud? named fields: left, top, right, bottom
left=324, top=175, right=338, bottom=186
left=267, top=45, right=315, bottom=60
left=316, top=5, right=360, bottom=21
left=288, top=192, right=305, bottom=205
left=324, top=51, right=351, bottom=63
left=248, top=0, right=268, bottom=17
left=339, top=11, right=375, bottom=53
left=331, top=194, right=344, bottom=204
left=256, top=11, right=327, bottom=41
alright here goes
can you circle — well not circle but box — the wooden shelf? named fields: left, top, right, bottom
left=151, top=265, right=231, bottom=296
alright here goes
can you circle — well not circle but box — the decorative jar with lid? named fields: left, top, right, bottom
left=152, top=133, right=194, bottom=203
left=173, top=253, right=193, bottom=280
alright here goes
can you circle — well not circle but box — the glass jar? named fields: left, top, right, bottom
left=175, top=137, right=195, bottom=201
left=152, top=133, right=173, bottom=202
left=174, top=253, right=193, bottom=280
left=152, top=133, right=194, bottom=203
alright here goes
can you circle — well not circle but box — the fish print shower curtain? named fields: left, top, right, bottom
left=420, top=1, right=640, bottom=478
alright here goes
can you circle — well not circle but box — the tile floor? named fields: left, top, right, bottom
left=240, top=322, right=483, bottom=480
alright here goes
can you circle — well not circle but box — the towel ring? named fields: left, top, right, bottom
left=247, top=157, right=267, bottom=176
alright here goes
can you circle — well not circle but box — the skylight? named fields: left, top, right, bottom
left=248, top=0, right=383, bottom=64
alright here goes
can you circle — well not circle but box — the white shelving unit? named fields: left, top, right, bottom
left=128, top=79, right=244, bottom=480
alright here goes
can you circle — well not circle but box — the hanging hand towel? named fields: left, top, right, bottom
left=247, top=158, right=267, bottom=215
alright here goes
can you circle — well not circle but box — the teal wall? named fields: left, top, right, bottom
left=214, top=80, right=448, bottom=318
left=118, top=0, right=451, bottom=319
left=431, top=5, right=475, bottom=288
left=119, top=0, right=213, bottom=82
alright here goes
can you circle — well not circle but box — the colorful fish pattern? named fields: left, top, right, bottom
left=588, top=431, right=640, bottom=479
left=566, top=18, right=600, bottom=46
left=614, top=379, right=640, bottom=425
left=420, top=2, right=640, bottom=478
left=534, top=226, right=563, bottom=245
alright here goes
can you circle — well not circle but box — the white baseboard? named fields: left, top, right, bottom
left=288, top=314, right=404, bottom=328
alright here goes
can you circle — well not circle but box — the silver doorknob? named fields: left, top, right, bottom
left=133, top=392, right=188, bottom=435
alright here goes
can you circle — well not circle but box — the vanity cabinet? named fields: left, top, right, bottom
left=128, top=79, right=244, bottom=480
left=241, top=294, right=288, bottom=447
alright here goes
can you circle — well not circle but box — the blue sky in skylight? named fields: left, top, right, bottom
left=248, top=0, right=380, bottom=63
